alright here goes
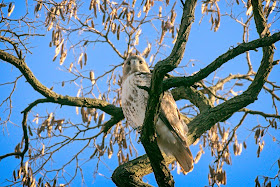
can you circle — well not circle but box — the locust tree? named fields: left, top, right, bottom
left=0, top=0, right=280, bottom=186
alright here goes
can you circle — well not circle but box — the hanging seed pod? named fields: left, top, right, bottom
left=60, top=51, right=67, bottom=65
left=117, top=25, right=120, bottom=40
left=84, top=52, right=87, bottom=66
left=94, top=111, right=98, bottom=122
left=78, top=53, right=83, bottom=68
left=158, top=6, right=162, bottom=17
left=90, top=71, right=95, bottom=85
left=41, top=144, right=45, bottom=155
left=81, top=107, right=88, bottom=123
left=8, top=3, right=15, bottom=17
left=69, top=62, right=73, bottom=72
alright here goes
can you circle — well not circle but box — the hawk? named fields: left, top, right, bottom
left=121, top=55, right=194, bottom=174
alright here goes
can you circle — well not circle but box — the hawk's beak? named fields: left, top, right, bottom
left=131, top=60, right=140, bottom=72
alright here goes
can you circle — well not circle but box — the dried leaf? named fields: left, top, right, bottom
left=255, top=128, right=260, bottom=140
left=28, top=125, right=33, bottom=136
left=137, top=10, right=141, bottom=18
left=53, top=39, right=64, bottom=61
left=246, top=5, right=252, bottom=16
left=117, top=24, right=120, bottom=40
left=77, top=88, right=81, bottom=97
left=8, top=3, right=15, bottom=17
left=60, top=51, right=67, bottom=65
left=134, top=29, right=141, bottom=45
left=78, top=53, right=83, bottom=68
left=32, top=114, right=39, bottom=124
left=69, top=62, right=73, bottom=72
left=13, top=170, right=16, bottom=181
left=194, top=151, right=202, bottom=164
left=87, top=108, right=96, bottom=115
left=41, top=144, right=45, bottom=155
left=243, top=141, right=247, bottom=149
left=255, top=176, right=261, bottom=187
left=94, top=111, right=98, bottom=122
left=108, top=147, right=113, bottom=159
left=24, top=161, right=28, bottom=173
left=76, top=107, right=79, bottom=115
left=84, top=52, right=87, bottom=66
left=90, top=71, right=95, bottom=85
left=201, top=3, right=206, bottom=14
left=81, top=107, right=88, bottom=123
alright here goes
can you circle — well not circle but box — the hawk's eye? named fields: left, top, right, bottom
left=139, top=61, right=143, bottom=64
left=127, top=61, right=131, bottom=65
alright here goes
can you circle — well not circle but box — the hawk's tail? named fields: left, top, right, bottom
left=172, top=143, right=194, bottom=174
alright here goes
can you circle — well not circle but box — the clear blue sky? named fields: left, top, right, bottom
left=0, top=1, right=279, bottom=186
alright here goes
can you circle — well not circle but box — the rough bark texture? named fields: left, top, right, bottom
left=163, top=31, right=280, bottom=91
left=112, top=0, right=276, bottom=186
left=0, top=0, right=278, bottom=186
left=140, top=0, right=197, bottom=186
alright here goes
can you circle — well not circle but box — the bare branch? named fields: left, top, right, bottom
left=163, top=31, right=280, bottom=91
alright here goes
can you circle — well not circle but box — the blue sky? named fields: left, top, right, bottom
left=0, top=0, right=280, bottom=186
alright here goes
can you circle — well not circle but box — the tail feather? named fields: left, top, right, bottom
left=172, top=143, right=194, bottom=174
left=156, top=119, right=194, bottom=174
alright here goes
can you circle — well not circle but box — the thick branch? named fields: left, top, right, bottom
left=112, top=155, right=175, bottom=187
left=171, top=86, right=213, bottom=113
left=0, top=50, right=123, bottom=117
left=186, top=0, right=275, bottom=144
left=140, top=0, right=197, bottom=186
left=113, top=0, right=276, bottom=185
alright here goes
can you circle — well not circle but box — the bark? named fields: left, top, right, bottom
left=163, top=31, right=280, bottom=91
left=112, top=0, right=276, bottom=186
left=140, top=0, right=197, bottom=186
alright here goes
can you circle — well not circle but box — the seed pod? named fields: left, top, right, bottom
left=90, top=71, right=95, bottom=85
left=8, top=3, right=15, bottom=17
left=69, top=62, right=73, bottom=72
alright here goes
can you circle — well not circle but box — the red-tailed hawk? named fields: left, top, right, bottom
left=121, top=55, right=194, bottom=174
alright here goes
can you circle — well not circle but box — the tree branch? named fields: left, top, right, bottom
left=171, top=86, right=213, bottom=113
left=0, top=49, right=123, bottom=117
left=112, top=1, right=277, bottom=186
left=163, top=31, right=280, bottom=91
left=140, top=0, right=197, bottom=186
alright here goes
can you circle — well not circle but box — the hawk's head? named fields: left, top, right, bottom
left=123, top=55, right=150, bottom=81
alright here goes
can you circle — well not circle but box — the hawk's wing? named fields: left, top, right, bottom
left=158, top=91, right=194, bottom=174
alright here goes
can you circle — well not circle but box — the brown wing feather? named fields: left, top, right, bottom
left=159, top=91, right=194, bottom=174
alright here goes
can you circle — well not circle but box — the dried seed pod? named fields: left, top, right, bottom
left=87, top=108, right=96, bottom=115
left=78, top=53, right=83, bottom=68
left=159, top=6, right=162, bottom=17
left=107, top=147, right=113, bottom=159
left=84, top=52, right=87, bottom=66
left=90, top=71, right=95, bottom=85
left=60, top=51, right=67, bottom=65
left=137, top=10, right=141, bottom=18
left=81, top=107, right=88, bottom=123
left=8, top=3, right=15, bottom=17
left=246, top=5, right=252, bottom=16
left=69, top=62, right=73, bottom=72
left=117, top=25, right=120, bottom=40
left=41, top=144, right=45, bottom=155
left=134, top=29, right=141, bottom=45
left=194, top=151, right=202, bottom=164
left=94, top=111, right=98, bottom=122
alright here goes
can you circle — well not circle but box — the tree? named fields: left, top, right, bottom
left=0, top=0, right=279, bottom=186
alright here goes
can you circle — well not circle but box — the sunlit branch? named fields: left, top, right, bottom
left=0, top=49, right=123, bottom=117
left=140, top=0, right=197, bottom=186
left=163, top=31, right=280, bottom=91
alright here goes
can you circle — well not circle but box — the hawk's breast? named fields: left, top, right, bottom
left=121, top=72, right=150, bottom=129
